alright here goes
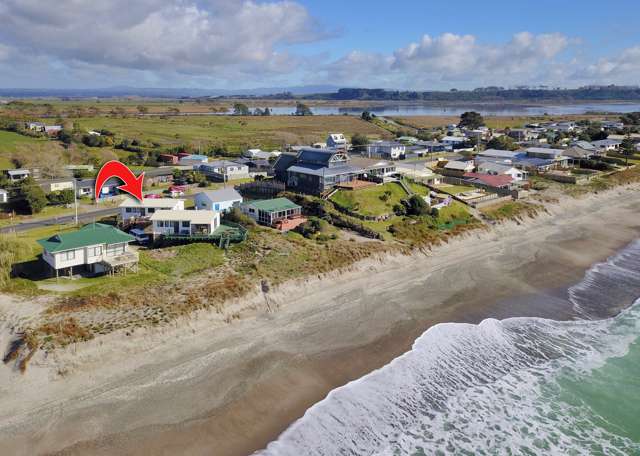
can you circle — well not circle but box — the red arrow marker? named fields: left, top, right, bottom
left=95, top=160, right=145, bottom=202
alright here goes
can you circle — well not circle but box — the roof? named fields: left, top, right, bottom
left=441, top=136, right=466, bottom=142
left=7, top=169, right=30, bottom=175
left=477, top=162, right=517, bottom=173
left=562, top=147, right=592, bottom=159
left=369, top=141, right=404, bottom=148
left=119, top=197, right=183, bottom=208
left=203, top=160, right=247, bottom=168
left=444, top=160, right=473, bottom=170
left=37, top=223, right=134, bottom=253
left=525, top=147, right=564, bottom=157
left=180, top=154, right=208, bottom=160
left=197, top=188, right=242, bottom=203
left=463, top=173, right=514, bottom=188
left=572, top=140, right=596, bottom=151
left=246, top=197, right=301, bottom=213
left=297, top=148, right=336, bottom=165
left=592, top=139, right=622, bottom=146
left=478, top=149, right=519, bottom=159
left=287, top=164, right=363, bottom=177
left=273, top=153, right=298, bottom=173
left=150, top=209, right=218, bottom=224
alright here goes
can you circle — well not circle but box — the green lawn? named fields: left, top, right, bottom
left=0, top=131, right=51, bottom=168
left=435, top=184, right=477, bottom=195
left=70, top=115, right=390, bottom=153
left=330, top=182, right=410, bottom=217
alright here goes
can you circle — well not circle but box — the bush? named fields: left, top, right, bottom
left=223, top=207, right=256, bottom=226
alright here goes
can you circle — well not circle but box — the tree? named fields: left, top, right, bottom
left=137, top=105, right=149, bottom=115
left=458, top=111, right=484, bottom=130
left=486, top=135, right=518, bottom=151
left=351, top=133, right=369, bottom=149
left=621, top=135, right=636, bottom=167
left=404, top=195, right=431, bottom=216
left=47, top=189, right=75, bottom=205
left=361, top=111, right=373, bottom=121
left=262, top=107, right=271, bottom=116
left=295, top=102, right=313, bottom=116
left=233, top=103, right=250, bottom=116
left=15, top=177, right=47, bottom=214
left=253, top=108, right=264, bottom=116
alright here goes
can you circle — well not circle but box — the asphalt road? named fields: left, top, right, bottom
left=0, top=207, right=119, bottom=233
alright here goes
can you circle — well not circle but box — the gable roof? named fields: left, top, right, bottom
left=119, top=197, right=183, bottom=208
left=477, top=162, right=518, bottom=173
left=37, top=223, right=134, bottom=253
left=463, top=173, right=514, bottom=188
left=246, top=197, right=301, bottom=213
left=444, top=160, right=473, bottom=170
left=478, top=149, right=519, bottom=159
left=150, top=209, right=218, bottom=224
left=197, top=188, right=242, bottom=203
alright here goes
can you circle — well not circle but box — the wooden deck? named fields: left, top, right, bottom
left=335, top=180, right=377, bottom=191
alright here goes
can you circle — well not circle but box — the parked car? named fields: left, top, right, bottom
left=129, top=228, right=150, bottom=244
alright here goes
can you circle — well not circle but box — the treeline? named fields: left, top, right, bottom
left=294, top=86, right=640, bottom=102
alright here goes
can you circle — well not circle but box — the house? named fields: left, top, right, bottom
left=6, top=169, right=31, bottom=182
left=366, top=141, right=406, bottom=160
left=38, top=178, right=75, bottom=193
left=158, top=154, right=179, bottom=165
left=524, top=147, right=570, bottom=167
left=26, top=121, right=45, bottom=132
left=348, top=157, right=397, bottom=178
left=442, top=160, right=475, bottom=176
left=37, top=223, right=138, bottom=277
left=194, top=188, right=243, bottom=212
left=601, top=121, right=624, bottom=130
left=284, top=148, right=363, bottom=195
left=150, top=210, right=220, bottom=238
left=507, top=128, right=538, bottom=142
left=244, top=148, right=281, bottom=160
left=463, top=173, right=514, bottom=189
left=440, top=136, right=469, bottom=149
left=198, top=160, right=251, bottom=182
left=0, top=189, right=7, bottom=204
left=44, top=125, right=63, bottom=136
left=393, top=162, right=441, bottom=184
left=592, top=139, right=621, bottom=152
left=119, top=198, right=185, bottom=222
left=178, top=154, right=209, bottom=166
left=76, top=177, right=121, bottom=199
left=477, top=149, right=519, bottom=160
left=415, top=140, right=449, bottom=153
left=241, top=197, right=304, bottom=230
left=327, top=133, right=347, bottom=150
left=476, top=162, right=527, bottom=181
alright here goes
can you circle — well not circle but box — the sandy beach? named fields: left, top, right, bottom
left=0, top=184, right=639, bottom=456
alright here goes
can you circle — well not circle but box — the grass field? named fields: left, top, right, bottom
left=330, top=182, right=410, bottom=216
left=70, top=115, right=391, bottom=153
left=0, top=131, right=54, bottom=168
left=435, top=184, right=477, bottom=195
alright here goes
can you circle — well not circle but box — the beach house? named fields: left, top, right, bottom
left=241, top=197, right=304, bottom=231
left=119, top=198, right=185, bottom=222
left=194, top=188, right=243, bottom=212
left=150, top=210, right=220, bottom=238
left=198, top=160, right=251, bottom=182
left=37, top=223, right=138, bottom=277
left=366, top=141, right=406, bottom=160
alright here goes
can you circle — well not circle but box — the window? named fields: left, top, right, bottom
left=61, top=250, right=75, bottom=261
left=147, top=208, right=155, bottom=214
left=214, top=203, right=220, bottom=211
left=125, top=208, right=132, bottom=213
left=89, top=246, right=102, bottom=257
left=181, top=221, right=190, bottom=228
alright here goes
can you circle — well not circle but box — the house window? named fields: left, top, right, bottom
left=214, top=203, right=220, bottom=211
left=89, top=246, right=102, bottom=257
left=147, top=208, right=155, bottom=214
left=125, top=208, right=132, bottom=213
left=181, top=221, right=190, bottom=228
left=61, top=250, right=76, bottom=261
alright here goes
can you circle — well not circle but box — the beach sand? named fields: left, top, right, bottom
left=0, top=185, right=638, bottom=456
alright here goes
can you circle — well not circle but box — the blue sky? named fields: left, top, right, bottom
left=0, top=0, right=639, bottom=89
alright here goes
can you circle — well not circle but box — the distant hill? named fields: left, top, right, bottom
left=0, top=85, right=340, bottom=99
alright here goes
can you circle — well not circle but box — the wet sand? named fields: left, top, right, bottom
left=0, top=186, right=639, bottom=456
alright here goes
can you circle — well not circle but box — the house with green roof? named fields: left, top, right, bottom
left=240, top=197, right=304, bottom=231
left=37, top=223, right=138, bottom=277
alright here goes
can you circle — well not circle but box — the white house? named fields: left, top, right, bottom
left=119, top=198, right=185, bottom=222
left=178, top=154, right=209, bottom=166
left=37, top=223, right=138, bottom=276
left=6, top=169, right=31, bottom=182
left=0, top=189, right=7, bottom=204
left=38, top=178, right=75, bottom=193
left=198, top=161, right=251, bottom=181
left=366, top=141, right=406, bottom=160
left=441, top=136, right=468, bottom=148
left=327, top=133, right=347, bottom=150
left=150, top=210, right=220, bottom=237
left=194, top=188, right=243, bottom=212
left=477, top=161, right=528, bottom=181
left=244, top=149, right=281, bottom=160
left=443, top=160, right=475, bottom=173
left=592, top=139, right=622, bottom=152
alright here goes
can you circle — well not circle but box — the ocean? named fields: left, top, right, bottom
left=257, top=240, right=640, bottom=456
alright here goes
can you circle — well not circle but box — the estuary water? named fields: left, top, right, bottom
left=257, top=240, right=640, bottom=456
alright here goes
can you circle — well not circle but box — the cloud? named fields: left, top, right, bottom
left=0, top=0, right=324, bottom=85
left=323, top=32, right=572, bottom=88
left=576, top=46, right=640, bottom=83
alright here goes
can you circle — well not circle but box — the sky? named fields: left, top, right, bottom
left=0, top=0, right=639, bottom=90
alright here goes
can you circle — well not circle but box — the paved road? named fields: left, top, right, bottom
left=0, top=194, right=198, bottom=233
left=0, top=208, right=119, bottom=233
